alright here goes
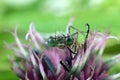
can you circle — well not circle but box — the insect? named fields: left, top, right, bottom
left=47, top=23, right=90, bottom=59
left=47, top=22, right=90, bottom=72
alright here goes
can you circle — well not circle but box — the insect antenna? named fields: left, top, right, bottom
left=84, top=23, right=90, bottom=52
left=85, top=23, right=90, bottom=40
left=60, top=57, right=72, bottom=72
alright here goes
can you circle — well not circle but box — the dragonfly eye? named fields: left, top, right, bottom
left=65, top=36, right=74, bottom=46
left=47, top=37, right=56, bottom=47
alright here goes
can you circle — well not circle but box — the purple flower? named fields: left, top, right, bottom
left=6, top=22, right=120, bottom=80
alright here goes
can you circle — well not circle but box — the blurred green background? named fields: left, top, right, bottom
left=0, top=0, right=120, bottom=80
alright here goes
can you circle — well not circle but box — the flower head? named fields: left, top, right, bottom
left=7, top=22, right=120, bottom=80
